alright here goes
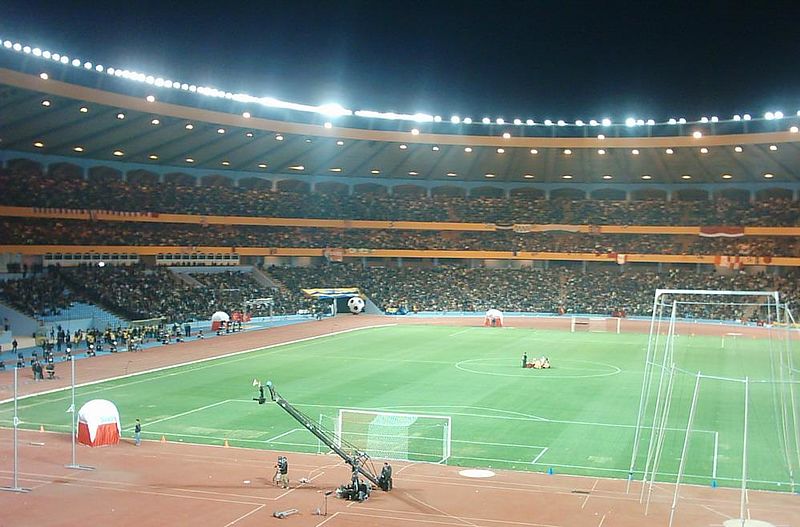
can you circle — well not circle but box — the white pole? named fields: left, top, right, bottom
left=628, top=293, right=667, bottom=493
left=739, top=376, right=749, bottom=525
left=65, top=357, right=94, bottom=471
left=1, top=366, right=30, bottom=493
left=640, top=300, right=677, bottom=502
left=668, top=372, right=702, bottom=527
left=644, top=363, right=677, bottom=513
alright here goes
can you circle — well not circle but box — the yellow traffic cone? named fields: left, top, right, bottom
left=39, top=425, right=45, bottom=432
left=160, top=435, right=167, bottom=443
left=224, top=439, right=229, bottom=448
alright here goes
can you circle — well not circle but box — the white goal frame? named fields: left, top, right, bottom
left=570, top=316, right=621, bottom=334
left=336, top=408, right=452, bottom=464
left=626, top=289, right=799, bottom=527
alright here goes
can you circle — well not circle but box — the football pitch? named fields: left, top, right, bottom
left=2, top=323, right=797, bottom=492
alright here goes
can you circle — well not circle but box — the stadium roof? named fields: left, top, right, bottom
left=1, top=51, right=799, bottom=186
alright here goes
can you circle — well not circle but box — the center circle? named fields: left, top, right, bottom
left=455, top=357, right=621, bottom=379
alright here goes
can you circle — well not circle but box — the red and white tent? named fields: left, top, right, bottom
left=211, top=310, right=230, bottom=331
left=77, top=399, right=121, bottom=447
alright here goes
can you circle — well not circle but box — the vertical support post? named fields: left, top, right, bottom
left=65, top=358, right=94, bottom=471
left=668, top=372, right=702, bottom=527
left=627, top=291, right=665, bottom=493
left=1, top=366, right=30, bottom=493
left=739, top=376, right=749, bottom=525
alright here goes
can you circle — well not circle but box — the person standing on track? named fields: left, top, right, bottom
left=134, top=418, right=142, bottom=446
left=275, top=456, right=289, bottom=488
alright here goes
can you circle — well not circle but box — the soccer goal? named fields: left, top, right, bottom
left=330, top=409, right=452, bottom=464
left=570, top=316, right=621, bottom=334
left=626, top=289, right=799, bottom=527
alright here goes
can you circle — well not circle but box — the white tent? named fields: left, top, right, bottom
left=77, top=399, right=121, bottom=447
left=211, top=310, right=230, bottom=330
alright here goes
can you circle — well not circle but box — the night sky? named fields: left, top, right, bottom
left=2, top=0, right=799, bottom=122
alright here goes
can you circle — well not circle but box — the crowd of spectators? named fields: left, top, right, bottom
left=265, top=263, right=800, bottom=321
left=3, top=262, right=799, bottom=323
left=2, top=168, right=800, bottom=226
left=2, top=218, right=797, bottom=257
left=0, top=269, right=77, bottom=317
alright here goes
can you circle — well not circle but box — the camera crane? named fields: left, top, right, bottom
left=253, top=380, right=386, bottom=491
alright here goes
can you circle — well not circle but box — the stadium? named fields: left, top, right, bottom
left=0, top=4, right=799, bottom=527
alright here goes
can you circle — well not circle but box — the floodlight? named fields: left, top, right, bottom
left=646, top=119, right=655, bottom=126
left=502, top=132, right=511, bottom=138
left=526, top=119, right=534, bottom=125
left=743, top=114, right=751, bottom=120
left=497, top=148, right=505, bottom=153
left=597, top=134, right=605, bottom=139
left=318, top=103, right=350, bottom=117
left=631, top=149, right=639, bottom=155
left=450, top=115, right=461, bottom=124
left=12, top=42, right=21, bottom=51
left=530, top=149, right=538, bottom=154
left=432, top=146, right=439, bottom=151
left=733, top=114, right=741, bottom=121
left=496, top=118, right=504, bottom=125
left=557, top=119, right=566, bottom=126
left=692, top=131, right=702, bottom=138
left=589, top=119, right=598, bottom=126
left=636, top=119, right=644, bottom=126
left=601, top=118, right=611, bottom=126
left=774, top=111, right=784, bottom=119
left=700, top=116, right=709, bottom=123
left=700, top=147, right=708, bottom=154
left=71, top=58, right=80, bottom=67
left=323, top=121, right=332, bottom=128
left=433, top=115, right=442, bottom=122
left=60, top=55, right=69, bottom=64
left=790, top=126, right=798, bottom=133
left=84, top=62, right=92, bottom=69
left=146, top=95, right=155, bottom=102
left=678, top=118, right=687, bottom=124
left=399, top=144, right=408, bottom=149
left=513, top=118, right=522, bottom=125
left=2, top=40, right=11, bottom=49
left=39, top=72, right=48, bottom=80
left=734, top=146, right=742, bottom=152
left=32, top=47, right=41, bottom=56
left=765, top=112, right=775, bottom=120
left=463, top=117, right=473, bottom=124
left=665, top=148, right=674, bottom=154
left=710, top=116, right=718, bottom=122
left=668, top=118, right=677, bottom=125
left=43, top=50, right=51, bottom=58
left=563, top=149, right=572, bottom=155
left=603, top=175, right=613, bottom=180
left=597, top=149, right=606, bottom=155
left=23, top=45, right=31, bottom=53
left=575, top=119, right=584, bottom=126
left=625, top=118, right=636, bottom=127
left=544, top=119, right=553, bottom=126
left=411, top=128, right=420, bottom=135
left=95, top=64, right=104, bottom=72
left=769, top=145, right=777, bottom=151
left=464, top=147, right=472, bottom=153
left=482, top=117, right=491, bottom=124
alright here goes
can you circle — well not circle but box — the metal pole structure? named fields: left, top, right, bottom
left=739, top=377, right=749, bottom=526
left=644, top=363, right=677, bottom=513
left=1, top=366, right=30, bottom=493
left=667, top=372, right=702, bottom=527
left=65, top=356, right=94, bottom=471
left=627, top=291, right=665, bottom=493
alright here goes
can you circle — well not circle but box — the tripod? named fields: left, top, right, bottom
left=314, top=491, right=333, bottom=516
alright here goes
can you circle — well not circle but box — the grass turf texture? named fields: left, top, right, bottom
left=1, top=324, right=796, bottom=492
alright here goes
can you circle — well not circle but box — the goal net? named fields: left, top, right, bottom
left=627, top=289, right=800, bottom=526
left=570, top=316, right=621, bottom=333
left=332, top=409, right=452, bottom=463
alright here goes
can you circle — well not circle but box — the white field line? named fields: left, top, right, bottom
left=314, top=511, right=341, bottom=527
left=127, top=399, right=232, bottom=431
left=0, top=323, right=398, bottom=408
left=531, top=447, right=549, bottom=465
left=222, top=504, right=266, bottom=527
left=404, top=491, right=481, bottom=527
left=265, top=428, right=304, bottom=444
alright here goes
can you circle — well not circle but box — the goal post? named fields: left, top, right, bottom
left=570, top=316, right=621, bottom=334
left=334, top=409, right=452, bottom=464
left=626, top=289, right=800, bottom=524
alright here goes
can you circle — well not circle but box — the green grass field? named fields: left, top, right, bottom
left=2, top=324, right=797, bottom=492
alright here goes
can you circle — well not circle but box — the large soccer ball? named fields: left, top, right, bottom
left=347, top=296, right=365, bottom=314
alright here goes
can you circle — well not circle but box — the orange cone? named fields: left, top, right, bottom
left=223, top=439, right=229, bottom=448
left=160, top=435, right=167, bottom=443
left=39, top=425, right=45, bottom=432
